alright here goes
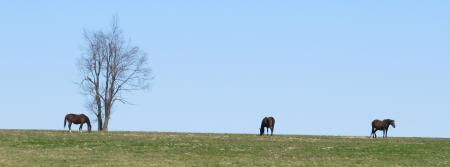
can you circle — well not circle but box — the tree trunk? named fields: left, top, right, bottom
left=97, top=114, right=103, bottom=131
left=103, top=115, right=110, bottom=131
left=102, top=99, right=111, bottom=131
left=103, top=108, right=110, bottom=131
left=95, top=89, right=103, bottom=131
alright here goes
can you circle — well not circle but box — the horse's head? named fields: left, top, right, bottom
left=87, top=123, right=92, bottom=132
left=84, top=115, right=92, bottom=132
left=385, top=119, right=395, bottom=128
left=390, top=120, right=396, bottom=128
left=259, top=128, right=264, bottom=136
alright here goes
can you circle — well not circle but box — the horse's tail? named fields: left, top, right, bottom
left=64, top=116, right=67, bottom=128
left=271, top=117, right=275, bottom=128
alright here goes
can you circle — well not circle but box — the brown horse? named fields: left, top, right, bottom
left=370, top=119, right=395, bottom=138
left=64, top=114, right=92, bottom=132
left=260, top=117, right=275, bottom=136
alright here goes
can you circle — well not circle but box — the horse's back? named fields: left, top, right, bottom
left=372, top=119, right=385, bottom=129
left=372, top=119, right=380, bottom=124
left=65, top=113, right=89, bottom=124
left=261, top=116, right=275, bottom=128
left=66, top=113, right=84, bottom=118
left=65, top=113, right=75, bottom=119
left=267, top=117, right=275, bottom=128
left=270, top=117, right=275, bottom=127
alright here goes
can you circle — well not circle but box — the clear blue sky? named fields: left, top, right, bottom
left=0, top=1, right=449, bottom=137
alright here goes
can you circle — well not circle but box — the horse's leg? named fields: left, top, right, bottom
left=68, top=122, right=72, bottom=133
left=270, top=127, right=274, bottom=136
left=385, top=129, right=388, bottom=138
left=79, top=123, right=84, bottom=133
left=266, top=127, right=269, bottom=136
left=370, top=129, right=374, bottom=138
left=374, top=130, right=377, bottom=138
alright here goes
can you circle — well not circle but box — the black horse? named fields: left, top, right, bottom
left=260, top=117, right=275, bottom=136
left=64, top=114, right=92, bottom=132
left=370, top=119, right=395, bottom=138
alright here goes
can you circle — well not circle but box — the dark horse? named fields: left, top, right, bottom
left=260, top=117, right=275, bottom=136
left=64, top=114, right=92, bottom=132
left=370, top=119, right=395, bottom=138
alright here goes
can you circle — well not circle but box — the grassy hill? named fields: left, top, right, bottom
left=0, top=130, right=449, bottom=166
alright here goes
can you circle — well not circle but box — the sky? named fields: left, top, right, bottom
left=0, top=1, right=449, bottom=137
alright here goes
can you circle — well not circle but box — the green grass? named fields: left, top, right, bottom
left=0, top=130, right=449, bottom=166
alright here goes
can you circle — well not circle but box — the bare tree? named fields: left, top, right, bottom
left=79, top=17, right=152, bottom=131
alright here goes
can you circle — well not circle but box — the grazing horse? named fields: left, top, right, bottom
left=370, top=119, right=395, bottom=138
left=64, top=114, right=92, bottom=132
left=260, top=117, right=275, bottom=136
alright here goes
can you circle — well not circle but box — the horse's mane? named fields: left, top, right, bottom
left=383, top=119, right=394, bottom=123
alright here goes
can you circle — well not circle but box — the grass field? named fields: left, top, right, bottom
left=0, top=130, right=449, bottom=166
